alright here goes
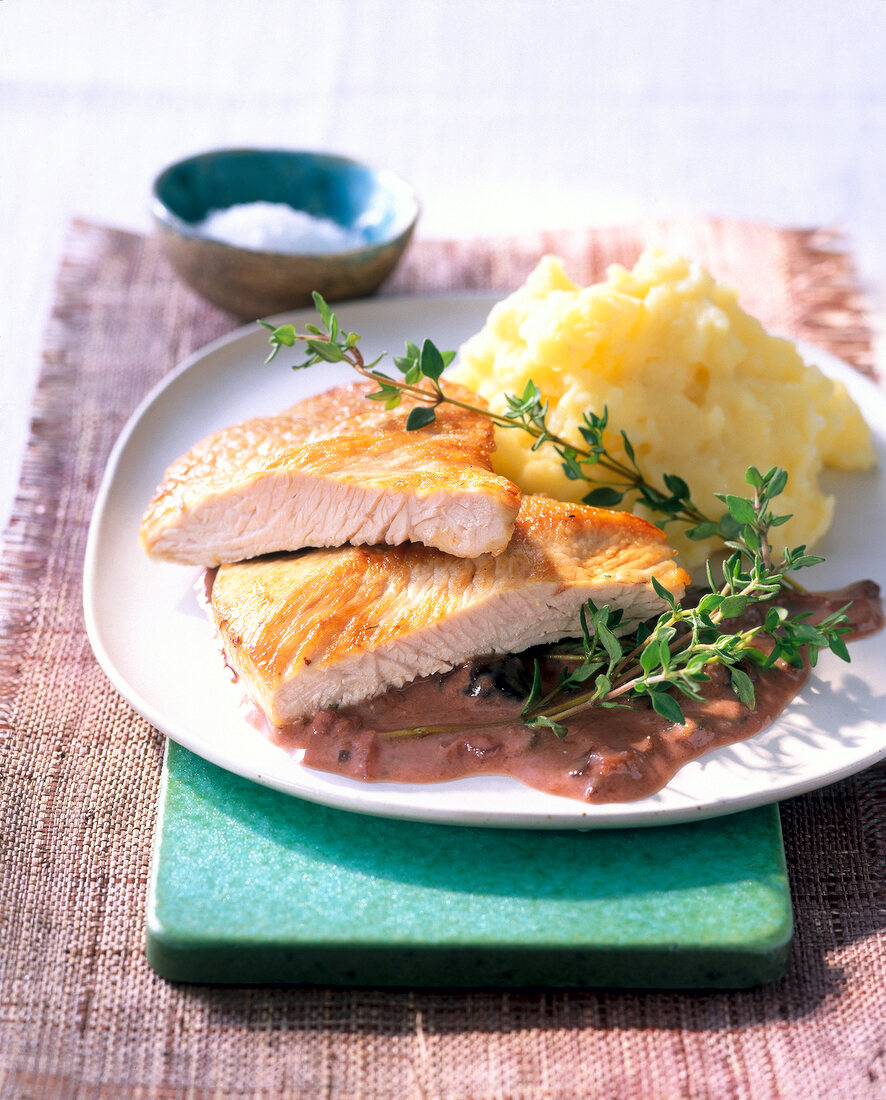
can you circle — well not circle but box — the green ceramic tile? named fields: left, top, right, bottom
left=146, top=741, right=793, bottom=989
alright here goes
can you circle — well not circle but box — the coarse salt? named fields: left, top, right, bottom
left=193, top=201, right=367, bottom=253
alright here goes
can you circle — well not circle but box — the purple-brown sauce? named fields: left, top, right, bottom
left=235, top=578, right=882, bottom=804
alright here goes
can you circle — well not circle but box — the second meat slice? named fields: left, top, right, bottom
left=210, top=495, right=689, bottom=727
left=140, top=382, right=522, bottom=564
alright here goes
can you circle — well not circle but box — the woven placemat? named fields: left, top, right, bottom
left=1, top=218, right=883, bottom=1100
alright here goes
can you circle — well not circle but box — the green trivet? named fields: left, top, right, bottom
left=147, top=741, right=793, bottom=988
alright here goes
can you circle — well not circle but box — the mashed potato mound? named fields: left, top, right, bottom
left=450, top=250, right=875, bottom=567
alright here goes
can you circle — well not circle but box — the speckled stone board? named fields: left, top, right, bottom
left=147, top=741, right=792, bottom=989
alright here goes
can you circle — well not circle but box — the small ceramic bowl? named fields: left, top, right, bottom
left=151, top=148, right=419, bottom=317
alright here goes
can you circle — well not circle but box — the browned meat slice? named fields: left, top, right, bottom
left=210, top=495, right=688, bottom=726
left=139, top=382, right=521, bottom=564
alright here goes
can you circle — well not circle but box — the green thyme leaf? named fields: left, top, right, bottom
left=312, top=291, right=334, bottom=331
left=419, top=339, right=446, bottom=382
left=583, top=487, right=624, bottom=507
left=649, top=690, right=686, bottom=724
left=651, top=575, right=677, bottom=608
left=521, top=660, right=544, bottom=716
left=640, top=641, right=661, bottom=675
left=685, top=520, right=720, bottom=541
left=664, top=473, right=690, bottom=498
left=525, top=715, right=570, bottom=739
left=561, top=448, right=584, bottom=480
left=405, top=407, right=437, bottom=431
left=717, top=494, right=757, bottom=526
left=305, top=339, right=345, bottom=363
left=729, top=667, right=757, bottom=709
left=718, top=594, right=749, bottom=618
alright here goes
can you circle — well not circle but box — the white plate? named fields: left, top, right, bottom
left=83, top=294, right=886, bottom=829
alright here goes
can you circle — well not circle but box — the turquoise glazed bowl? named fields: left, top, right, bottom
left=152, top=148, right=419, bottom=317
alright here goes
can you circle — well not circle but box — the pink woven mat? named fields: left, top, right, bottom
left=0, top=219, right=883, bottom=1100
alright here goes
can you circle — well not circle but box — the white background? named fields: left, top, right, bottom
left=2, top=0, right=886, bottom=533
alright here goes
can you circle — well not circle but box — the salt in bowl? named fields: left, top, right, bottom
left=151, top=148, right=419, bottom=317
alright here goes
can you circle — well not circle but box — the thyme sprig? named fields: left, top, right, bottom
left=261, top=295, right=781, bottom=563
left=384, top=470, right=851, bottom=737
left=520, top=545, right=850, bottom=736
left=261, top=296, right=852, bottom=736
left=262, top=298, right=707, bottom=518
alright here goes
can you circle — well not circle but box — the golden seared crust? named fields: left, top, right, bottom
left=277, top=381, right=498, bottom=451
left=211, top=494, right=688, bottom=725
left=510, top=495, right=689, bottom=590
left=139, top=381, right=521, bottom=564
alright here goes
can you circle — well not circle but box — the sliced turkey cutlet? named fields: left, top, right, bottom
left=140, top=381, right=521, bottom=565
left=210, top=494, right=689, bottom=727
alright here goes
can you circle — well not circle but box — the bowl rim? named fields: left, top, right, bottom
left=150, top=146, right=420, bottom=256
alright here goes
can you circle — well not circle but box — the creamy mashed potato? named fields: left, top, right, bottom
left=450, top=250, right=875, bottom=567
